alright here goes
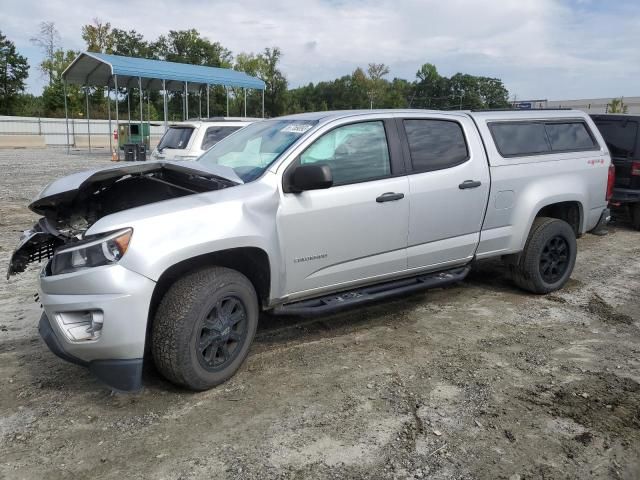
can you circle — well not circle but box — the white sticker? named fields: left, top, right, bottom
left=281, top=124, right=313, bottom=134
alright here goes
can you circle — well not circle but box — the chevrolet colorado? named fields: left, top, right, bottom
left=8, top=109, right=613, bottom=391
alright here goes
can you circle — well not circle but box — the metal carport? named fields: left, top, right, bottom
left=62, top=52, right=266, bottom=159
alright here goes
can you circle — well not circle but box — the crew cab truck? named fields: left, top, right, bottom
left=8, top=109, right=612, bottom=391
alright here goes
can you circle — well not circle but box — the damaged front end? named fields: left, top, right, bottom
left=8, top=161, right=242, bottom=278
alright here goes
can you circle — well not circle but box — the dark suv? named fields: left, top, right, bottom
left=591, top=114, right=640, bottom=229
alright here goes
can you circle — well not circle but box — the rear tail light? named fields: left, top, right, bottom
left=606, top=163, right=615, bottom=201
left=632, top=161, right=640, bottom=176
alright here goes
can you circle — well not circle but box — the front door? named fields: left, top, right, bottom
left=277, top=119, right=410, bottom=300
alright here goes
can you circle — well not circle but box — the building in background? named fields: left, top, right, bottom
left=511, top=97, right=640, bottom=114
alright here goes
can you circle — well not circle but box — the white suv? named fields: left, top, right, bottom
left=151, top=118, right=259, bottom=161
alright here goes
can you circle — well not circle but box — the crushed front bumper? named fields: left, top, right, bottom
left=38, top=264, right=156, bottom=391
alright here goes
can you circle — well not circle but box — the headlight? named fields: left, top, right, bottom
left=50, top=228, right=132, bottom=276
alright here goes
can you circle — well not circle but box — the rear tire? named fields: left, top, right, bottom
left=152, top=267, right=258, bottom=391
left=631, top=204, right=640, bottom=231
left=510, top=217, right=577, bottom=294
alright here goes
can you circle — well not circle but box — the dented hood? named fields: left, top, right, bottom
left=29, top=160, right=243, bottom=215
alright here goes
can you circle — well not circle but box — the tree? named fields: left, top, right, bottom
left=259, top=47, right=287, bottom=117
left=366, top=63, right=389, bottom=108
left=607, top=97, right=628, bottom=114
left=30, top=21, right=60, bottom=85
left=81, top=18, right=112, bottom=53
left=155, top=29, right=232, bottom=67
left=110, top=28, right=154, bottom=58
left=0, top=32, right=29, bottom=115
left=40, top=49, right=82, bottom=116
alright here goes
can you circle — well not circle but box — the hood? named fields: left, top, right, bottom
left=30, top=160, right=243, bottom=214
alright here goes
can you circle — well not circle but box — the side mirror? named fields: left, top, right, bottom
left=290, top=164, right=333, bottom=192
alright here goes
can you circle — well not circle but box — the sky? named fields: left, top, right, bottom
left=1, top=0, right=639, bottom=100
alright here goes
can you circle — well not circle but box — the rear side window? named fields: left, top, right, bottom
left=158, top=127, right=194, bottom=150
left=545, top=123, right=596, bottom=151
left=490, top=123, right=549, bottom=156
left=593, top=120, right=638, bottom=158
left=201, top=126, right=242, bottom=150
left=490, top=121, right=598, bottom=157
left=403, top=120, right=468, bottom=172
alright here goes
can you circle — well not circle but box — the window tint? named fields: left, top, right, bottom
left=490, top=121, right=599, bottom=157
left=403, top=120, right=468, bottom=172
left=158, top=127, right=194, bottom=150
left=490, top=122, right=550, bottom=156
left=594, top=120, right=637, bottom=158
left=545, top=123, right=596, bottom=151
left=300, top=121, right=391, bottom=185
left=201, top=126, right=242, bottom=150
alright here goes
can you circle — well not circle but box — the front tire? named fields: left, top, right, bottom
left=510, top=217, right=577, bottom=294
left=152, top=267, right=258, bottom=391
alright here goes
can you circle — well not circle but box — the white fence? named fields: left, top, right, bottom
left=0, top=115, right=166, bottom=149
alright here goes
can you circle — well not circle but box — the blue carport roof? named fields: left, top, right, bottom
left=62, top=52, right=265, bottom=91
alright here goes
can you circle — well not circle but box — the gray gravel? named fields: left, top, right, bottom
left=0, top=148, right=639, bottom=480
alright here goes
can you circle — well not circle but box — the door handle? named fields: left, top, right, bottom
left=376, top=192, right=405, bottom=203
left=459, top=180, right=482, bottom=189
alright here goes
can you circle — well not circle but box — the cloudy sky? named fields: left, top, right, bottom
left=2, top=0, right=639, bottom=100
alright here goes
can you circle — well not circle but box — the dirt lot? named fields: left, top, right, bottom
left=0, top=148, right=639, bottom=480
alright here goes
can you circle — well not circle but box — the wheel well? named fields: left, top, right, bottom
left=535, top=201, right=582, bottom=236
left=148, top=247, right=271, bottom=325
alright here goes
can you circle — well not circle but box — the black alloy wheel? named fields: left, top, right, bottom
left=197, top=296, right=248, bottom=371
left=539, top=235, right=570, bottom=284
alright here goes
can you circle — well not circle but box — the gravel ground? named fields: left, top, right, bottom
left=0, top=148, right=639, bottom=480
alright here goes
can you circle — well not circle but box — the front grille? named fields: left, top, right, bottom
left=28, top=241, right=56, bottom=263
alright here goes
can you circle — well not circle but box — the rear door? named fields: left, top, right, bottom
left=395, top=113, right=490, bottom=270
left=592, top=116, right=640, bottom=189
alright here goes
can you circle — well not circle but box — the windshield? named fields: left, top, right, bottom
left=158, top=126, right=194, bottom=150
left=197, top=119, right=318, bottom=182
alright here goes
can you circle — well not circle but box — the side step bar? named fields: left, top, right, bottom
left=273, top=266, right=471, bottom=317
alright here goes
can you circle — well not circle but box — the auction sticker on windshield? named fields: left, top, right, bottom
left=281, top=124, right=313, bottom=134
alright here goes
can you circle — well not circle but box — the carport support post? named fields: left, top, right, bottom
left=226, top=87, right=229, bottom=117
left=127, top=88, right=131, bottom=139
left=262, top=89, right=265, bottom=118
left=114, top=74, right=120, bottom=161
left=198, top=87, right=202, bottom=119
left=85, top=87, right=91, bottom=153
left=138, top=76, right=143, bottom=147
left=162, top=79, right=168, bottom=133
left=107, top=84, right=112, bottom=155
left=206, top=85, right=210, bottom=118
left=185, top=81, right=189, bottom=120
left=243, top=88, right=247, bottom=117
left=62, top=81, right=70, bottom=154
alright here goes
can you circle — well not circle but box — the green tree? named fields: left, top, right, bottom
left=607, top=97, right=628, bottom=114
left=110, top=29, right=154, bottom=58
left=366, top=63, right=389, bottom=108
left=30, top=21, right=60, bottom=85
left=0, top=32, right=29, bottom=115
left=155, top=29, right=232, bottom=66
left=40, top=49, right=82, bottom=116
left=259, top=47, right=287, bottom=117
left=81, top=18, right=113, bottom=53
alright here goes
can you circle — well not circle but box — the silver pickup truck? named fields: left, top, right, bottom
left=8, top=109, right=613, bottom=391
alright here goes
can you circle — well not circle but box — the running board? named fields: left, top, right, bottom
left=273, top=266, right=470, bottom=317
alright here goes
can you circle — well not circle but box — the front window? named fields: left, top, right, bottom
left=198, top=119, right=317, bottom=182
left=299, top=121, right=391, bottom=185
